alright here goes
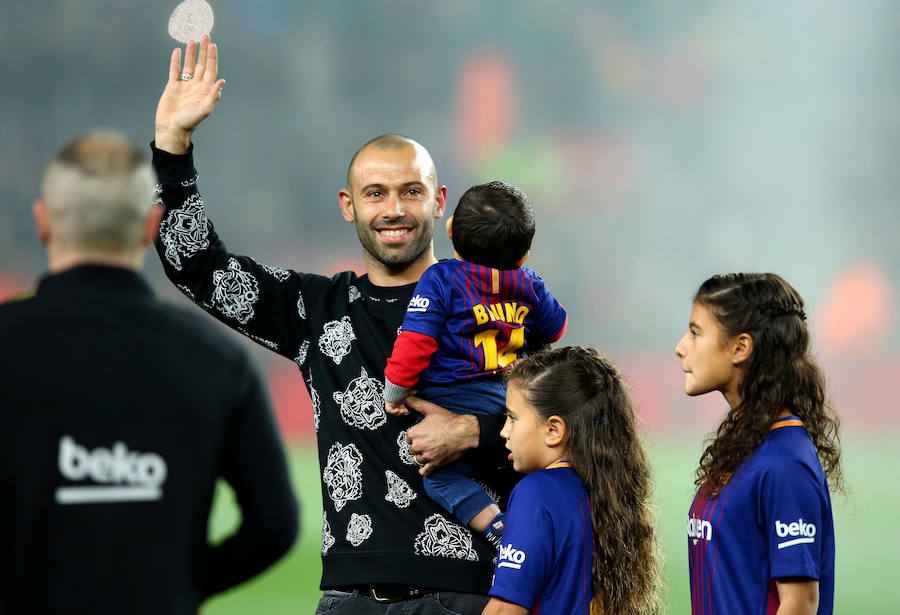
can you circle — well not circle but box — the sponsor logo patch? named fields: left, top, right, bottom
left=56, top=436, right=167, bottom=504
left=687, top=514, right=712, bottom=545
left=497, top=543, right=526, bottom=569
left=407, top=295, right=430, bottom=313
left=775, top=518, right=817, bottom=549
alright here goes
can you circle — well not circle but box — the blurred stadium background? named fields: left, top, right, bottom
left=2, top=1, right=897, bottom=612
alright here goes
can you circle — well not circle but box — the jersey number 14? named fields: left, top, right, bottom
left=474, top=327, right=525, bottom=370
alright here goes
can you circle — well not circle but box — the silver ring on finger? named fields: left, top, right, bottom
left=180, top=72, right=193, bottom=81
left=413, top=454, right=424, bottom=467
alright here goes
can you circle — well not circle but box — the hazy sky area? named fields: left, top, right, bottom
left=1, top=1, right=897, bottom=432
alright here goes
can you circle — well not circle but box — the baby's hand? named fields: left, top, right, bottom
left=385, top=400, right=409, bottom=415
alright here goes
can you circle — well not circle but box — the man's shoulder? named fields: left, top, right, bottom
left=298, top=270, right=370, bottom=318
left=0, top=294, right=36, bottom=329
left=295, top=269, right=363, bottom=295
left=0, top=288, right=248, bottom=372
left=0, top=291, right=64, bottom=333
left=149, top=298, right=254, bottom=363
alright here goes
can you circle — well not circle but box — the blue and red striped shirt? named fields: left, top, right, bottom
left=687, top=415, right=835, bottom=614
left=384, top=260, right=566, bottom=396
left=490, top=464, right=594, bottom=614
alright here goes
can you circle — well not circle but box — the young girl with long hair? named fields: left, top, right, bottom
left=676, top=273, right=842, bottom=615
left=482, top=346, right=661, bottom=615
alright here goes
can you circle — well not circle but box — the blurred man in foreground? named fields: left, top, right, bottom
left=0, top=131, right=298, bottom=613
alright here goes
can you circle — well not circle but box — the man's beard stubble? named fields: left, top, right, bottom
left=355, top=216, right=435, bottom=271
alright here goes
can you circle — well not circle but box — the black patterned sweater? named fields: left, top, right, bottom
left=151, top=143, right=513, bottom=593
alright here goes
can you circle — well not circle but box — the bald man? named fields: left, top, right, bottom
left=152, top=36, right=513, bottom=613
left=0, top=131, right=298, bottom=613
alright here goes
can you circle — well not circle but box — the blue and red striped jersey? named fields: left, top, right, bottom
left=385, top=259, right=566, bottom=391
left=687, top=415, right=835, bottom=614
left=490, top=465, right=594, bottom=614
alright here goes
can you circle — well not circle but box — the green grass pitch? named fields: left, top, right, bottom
left=203, top=436, right=896, bottom=613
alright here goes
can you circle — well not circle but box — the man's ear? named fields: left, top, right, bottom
left=434, top=186, right=447, bottom=220
left=544, top=415, right=567, bottom=448
left=434, top=184, right=447, bottom=219
left=33, top=200, right=51, bottom=245
left=141, top=203, right=164, bottom=245
left=445, top=215, right=454, bottom=240
left=338, top=189, right=355, bottom=222
left=731, top=332, right=754, bottom=365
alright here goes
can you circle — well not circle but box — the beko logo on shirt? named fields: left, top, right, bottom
left=687, top=514, right=712, bottom=545
left=775, top=518, right=816, bottom=549
left=55, top=436, right=168, bottom=505
left=497, top=543, right=526, bottom=570
left=407, top=295, right=430, bottom=313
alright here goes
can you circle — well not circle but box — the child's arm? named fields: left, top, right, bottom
left=383, top=330, right=439, bottom=415
left=481, top=597, right=529, bottom=615
left=383, top=263, right=449, bottom=414
left=775, top=579, right=819, bottom=615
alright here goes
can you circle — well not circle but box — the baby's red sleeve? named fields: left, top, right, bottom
left=384, top=330, right=439, bottom=388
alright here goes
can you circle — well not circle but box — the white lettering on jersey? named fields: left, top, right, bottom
left=56, top=436, right=167, bottom=504
left=775, top=518, right=817, bottom=548
left=406, top=295, right=430, bottom=313
left=687, top=514, right=713, bottom=545
left=497, top=543, right=527, bottom=569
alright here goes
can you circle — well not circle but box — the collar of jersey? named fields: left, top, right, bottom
left=546, top=459, right=573, bottom=469
left=770, top=415, right=803, bottom=430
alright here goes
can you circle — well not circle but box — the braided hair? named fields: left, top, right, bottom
left=693, top=273, right=843, bottom=494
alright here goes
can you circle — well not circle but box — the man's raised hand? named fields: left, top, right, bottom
left=155, top=34, right=225, bottom=155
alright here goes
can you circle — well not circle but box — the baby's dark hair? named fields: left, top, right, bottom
left=451, top=181, right=535, bottom=270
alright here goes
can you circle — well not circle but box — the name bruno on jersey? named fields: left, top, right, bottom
left=405, top=294, right=531, bottom=327
left=56, top=436, right=168, bottom=504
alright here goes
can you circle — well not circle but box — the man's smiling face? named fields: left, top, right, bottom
left=343, top=142, right=445, bottom=272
